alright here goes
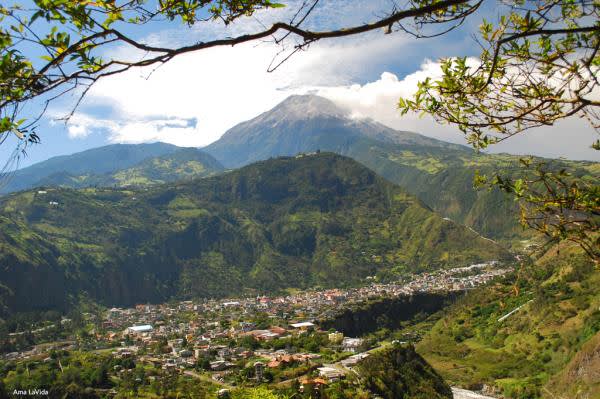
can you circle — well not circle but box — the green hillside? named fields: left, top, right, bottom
left=343, top=140, right=599, bottom=246
left=204, top=95, right=599, bottom=247
left=355, top=344, right=453, bottom=399
left=36, top=147, right=224, bottom=188
left=0, top=142, right=181, bottom=194
left=416, top=244, right=600, bottom=398
left=0, top=153, right=509, bottom=315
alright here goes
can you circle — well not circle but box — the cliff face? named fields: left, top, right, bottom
left=320, top=292, right=459, bottom=336
left=546, top=331, right=600, bottom=398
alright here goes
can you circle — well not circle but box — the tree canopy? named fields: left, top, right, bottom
left=398, top=0, right=599, bottom=260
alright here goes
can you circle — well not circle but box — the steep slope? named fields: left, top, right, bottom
left=0, top=153, right=509, bottom=315
left=547, top=330, right=600, bottom=399
left=204, top=95, right=599, bottom=245
left=416, top=244, right=600, bottom=398
left=36, top=148, right=224, bottom=188
left=0, top=142, right=181, bottom=194
left=355, top=345, right=453, bottom=399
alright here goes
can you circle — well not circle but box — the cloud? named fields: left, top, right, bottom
left=309, top=59, right=476, bottom=146
left=64, top=113, right=199, bottom=145
left=57, top=0, right=599, bottom=161
left=310, top=61, right=600, bottom=161
left=65, top=31, right=411, bottom=147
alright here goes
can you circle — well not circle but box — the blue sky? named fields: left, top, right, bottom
left=3, top=0, right=599, bottom=169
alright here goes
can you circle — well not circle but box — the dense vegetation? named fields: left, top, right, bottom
left=38, top=148, right=224, bottom=189
left=0, top=350, right=213, bottom=398
left=0, top=345, right=452, bottom=399
left=204, top=95, right=599, bottom=247
left=355, top=345, right=453, bottom=399
left=0, top=153, right=507, bottom=315
left=4, top=95, right=596, bottom=250
left=417, top=245, right=600, bottom=398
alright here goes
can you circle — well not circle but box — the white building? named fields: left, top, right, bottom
left=317, top=366, right=345, bottom=381
left=290, top=321, right=315, bottom=330
left=126, top=325, right=153, bottom=336
left=342, top=337, right=363, bottom=353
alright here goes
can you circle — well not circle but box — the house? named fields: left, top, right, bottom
left=340, top=352, right=370, bottom=367
left=254, top=362, right=265, bottom=381
left=290, top=321, right=315, bottom=331
left=240, top=322, right=256, bottom=332
left=126, top=325, right=153, bottom=336
left=179, top=349, right=193, bottom=358
left=107, top=308, right=123, bottom=320
left=168, top=338, right=184, bottom=352
left=217, top=347, right=232, bottom=360
left=342, top=337, right=363, bottom=353
left=269, top=326, right=287, bottom=335
left=300, top=378, right=328, bottom=393
left=245, top=329, right=279, bottom=341
left=317, top=366, right=345, bottom=382
left=210, top=360, right=233, bottom=371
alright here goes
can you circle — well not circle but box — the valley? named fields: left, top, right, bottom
left=0, top=260, right=509, bottom=398
left=0, top=94, right=596, bottom=398
left=0, top=153, right=508, bottom=315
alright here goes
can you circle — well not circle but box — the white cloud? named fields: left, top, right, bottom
left=58, top=0, right=599, bottom=161
left=66, top=123, right=91, bottom=139
left=308, top=59, right=476, bottom=146
left=66, top=32, right=411, bottom=147
left=310, top=61, right=599, bottom=161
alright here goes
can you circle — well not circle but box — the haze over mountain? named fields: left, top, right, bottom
left=204, top=94, right=467, bottom=168
left=0, top=153, right=508, bottom=315
left=0, top=144, right=223, bottom=194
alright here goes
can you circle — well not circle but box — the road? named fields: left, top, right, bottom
left=183, top=370, right=234, bottom=389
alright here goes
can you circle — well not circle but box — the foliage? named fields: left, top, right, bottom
left=2, top=351, right=113, bottom=398
left=398, top=0, right=600, bottom=260
left=482, top=159, right=600, bottom=260
left=232, top=386, right=287, bottom=399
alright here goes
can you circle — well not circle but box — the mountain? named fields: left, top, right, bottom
left=0, top=143, right=222, bottom=194
left=205, top=94, right=467, bottom=168
left=0, top=153, right=509, bottom=315
left=35, top=147, right=224, bottom=188
left=205, top=95, right=599, bottom=245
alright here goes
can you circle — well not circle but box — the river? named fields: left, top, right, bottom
left=452, top=387, right=497, bottom=399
